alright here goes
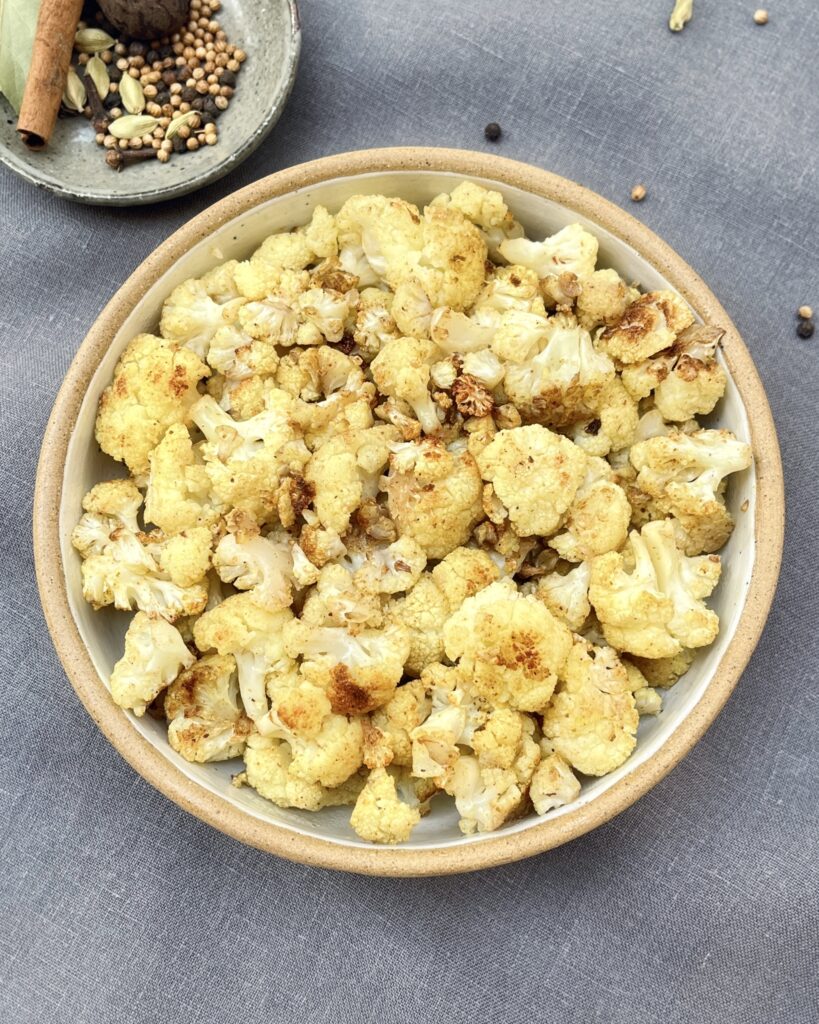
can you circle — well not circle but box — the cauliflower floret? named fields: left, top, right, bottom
left=156, top=526, right=213, bottom=588
left=443, top=578, right=573, bottom=712
left=299, top=517, right=348, bottom=568
left=387, top=576, right=449, bottom=677
left=414, top=203, right=488, bottom=311
left=264, top=711, right=364, bottom=788
left=144, top=424, right=217, bottom=533
left=370, top=336, right=441, bottom=434
left=410, top=664, right=488, bottom=781
left=240, top=732, right=363, bottom=811
left=629, top=428, right=751, bottom=554
left=627, top=648, right=695, bottom=688
left=80, top=554, right=208, bottom=621
left=549, top=457, right=631, bottom=561
left=384, top=438, right=484, bottom=559
left=575, top=268, right=640, bottom=330
left=503, top=314, right=616, bottom=428
left=430, top=546, right=500, bottom=611
left=364, top=679, right=431, bottom=768
left=588, top=528, right=679, bottom=658
left=433, top=181, right=510, bottom=231
left=306, top=425, right=397, bottom=536
left=297, top=287, right=359, bottom=345
left=536, top=561, right=592, bottom=632
left=284, top=620, right=411, bottom=715
left=259, top=669, right=331, bottom=740
left=236, top=295, right=301, bottom=346
left=445, top=756, right=524, bottom=835
left=206, top=324, right=280, bottom=381
left=164, top=653, right=251, bottom=762
left=350, top=766, right=422, bottom=844
left=233, top=208, right=336, bottom=299
left=499, top=223, right=598, bottom=282
left=476, top=425, right=587, bottom=538
left=190, top=391, right=309, bottom=523
left=473, top=264, right=545, bottom=318
left=353, top=287, right=400, bottom=360
left=429, top=306, right=497, bottom=354
left=624, top=662, right=663, bottom=716
left=71, top=478, right=143, bottom=557
left=159, top=276, right=245, bottom=360
left=193, top=592, right=294, bottom=721
left=301, top=562, right=384, bottom=632
left=641, top=520, right=721, bottom=649
left=530, top=744, right=581, bottom=815
left=621, top=323, right=727, bottom=422
left=542, top=639, right=638, bottom=776
left=213, top=528, right=298, bottom=610
left=95, top=334, right=210, bottom=476
left=598, top=290, right=695, bottom=364
left=109, top=612, right=195, bottom=716
left=489, top=309, right=549, bottom=363
left=336, top=194, right=424, bottom=289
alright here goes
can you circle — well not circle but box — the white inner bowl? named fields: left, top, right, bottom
left=59, top=170, right=755, bottom=849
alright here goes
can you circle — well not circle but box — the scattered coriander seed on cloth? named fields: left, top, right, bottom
left=753, top=9, right=769, bottom=25
left=631, top=184, right=647, bottom=202
left=797, top=305, right=812, bottom=320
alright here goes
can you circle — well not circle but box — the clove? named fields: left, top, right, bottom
left=105, top=147, right=157, bottom=171
left=82, top=70, right=110, bottom=133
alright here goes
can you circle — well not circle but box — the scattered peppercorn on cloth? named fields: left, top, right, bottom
left=1, top=2, right=817, bottom=1022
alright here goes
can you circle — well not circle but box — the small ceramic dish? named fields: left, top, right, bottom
left=33, top=148, right=784, bottom=875
left=0, top=0, right=300, bottom=206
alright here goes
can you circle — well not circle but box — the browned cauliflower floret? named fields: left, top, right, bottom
left=430, top=546, right=500, bottom=610
left=443, top=579, right=573, bottom=713
left=535, top=561, right=592, bottom=632
left=575, top=268, right=640, bottom=330
left=305, top=425, right=397, bottom=536
left=240, top=732, right=363, bottom=811
left=624, top=661, right=663, bottom=716
left=499, top=223, right=598, bottom=283
left=476, top=425, right=587, bottom=537
left=364, top=679, right=431, bottom=769
left=95, top=334, right=210, bottom=476
left=387, top=576, right=450, bottom=676
left=589, top=522, right=721, bottom=657
left=349, top=766, right=423, bottom=844
left=414, top=203, right=488, bottom=310
left=627, top=648, right=695, bottom=688
left=384, top=439, right=484, bottom=559
left=164, top=653, right=251, bottom=762
left=542, top=639, right=638, bottom=776
left=598, top=290, right=694, bottom=364
left=629, top=428, right=752, bottom=555
left=409, top=663, right=488, bottom=782
left=284, top=619, right=410, bottom=715
left=159, top=274, right=246, bottom=361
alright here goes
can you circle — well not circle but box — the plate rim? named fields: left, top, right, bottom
left=33, top=146, right=785, bottom=875
left=0, top=0, right=301, bottom=206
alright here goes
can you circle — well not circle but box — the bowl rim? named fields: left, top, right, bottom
left=33, top=146, right=785, bottom=875
left=0, top=0, right=301, bottom=206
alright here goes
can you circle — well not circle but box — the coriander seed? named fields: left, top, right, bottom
left=186, top=136, right=200, bottom=151
left=797, top=320, right=815, bottom=339
left=157, top=148, right=170, bottom=163
left=798, top=305, right=813, bottom=320
left=753, top=9, right=768, bottom=24
left=631, top=184, right=647, bottom=202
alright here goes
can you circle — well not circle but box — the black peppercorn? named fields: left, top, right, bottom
left=199, top=112, right=215, bottom=125
left=797, top=319, right=815, bottom=339
left=220, top=69, right=236, bottom=87
left=181, top=86, right=197, bottom=103
left=203, top=97, right=220, bottom=117
left=158, top=45, right=173, bottom=60
left=172, top=135, right=187, bottom=153
left=162, top=70, right=177, bottom=86
left=177, top=67, right=192, bottom=82
left=128, top=41, right=148, bottom=58
left=192, top=97, right=206, bottom=111
left=484, top=122, right=502, bottom=141
left=108, top=65, right=122, bottom=82
left=146, top=50, right=159, bottom=65
left=584, top=419, right=601, bottom=435
left=103, top=92, right=119, bottom=109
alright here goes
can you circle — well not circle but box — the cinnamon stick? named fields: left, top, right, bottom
left=17, top=0, right=84, bottom=149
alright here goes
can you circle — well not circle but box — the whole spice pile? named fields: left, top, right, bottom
left=63, top=0, right=246, bottom=169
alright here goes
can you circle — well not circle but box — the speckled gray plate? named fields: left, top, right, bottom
left=0, top=0, right=300, bottom=205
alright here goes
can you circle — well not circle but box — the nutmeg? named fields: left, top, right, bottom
left=97, top=0, right=190, bottom=40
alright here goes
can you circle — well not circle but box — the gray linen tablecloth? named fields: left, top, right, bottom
left=1, top=2, right=817, bottom=1021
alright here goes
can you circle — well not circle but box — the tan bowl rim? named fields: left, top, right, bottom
left=33, top=147, right=785, bottom=876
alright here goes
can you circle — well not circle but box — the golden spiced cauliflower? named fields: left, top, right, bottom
left=75, top=181, right=745, bottom=845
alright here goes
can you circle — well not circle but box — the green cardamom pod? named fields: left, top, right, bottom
left=669, top=0, right=694, bottom=31
left=119, top=74, right=146, bottom=115
left=62, top=67, right=86, bottom=113
left=74, top=28, right=116, bottom=54
left=165, top=110, right=198, bottom=139
left=86, top=55, right=110, bottom=100
left=108, top=114, right=160, bottom=140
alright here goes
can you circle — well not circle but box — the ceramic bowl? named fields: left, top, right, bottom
left=0, top=0, right=300, bottom=206
left=33, top=148, right=784, bottom=875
